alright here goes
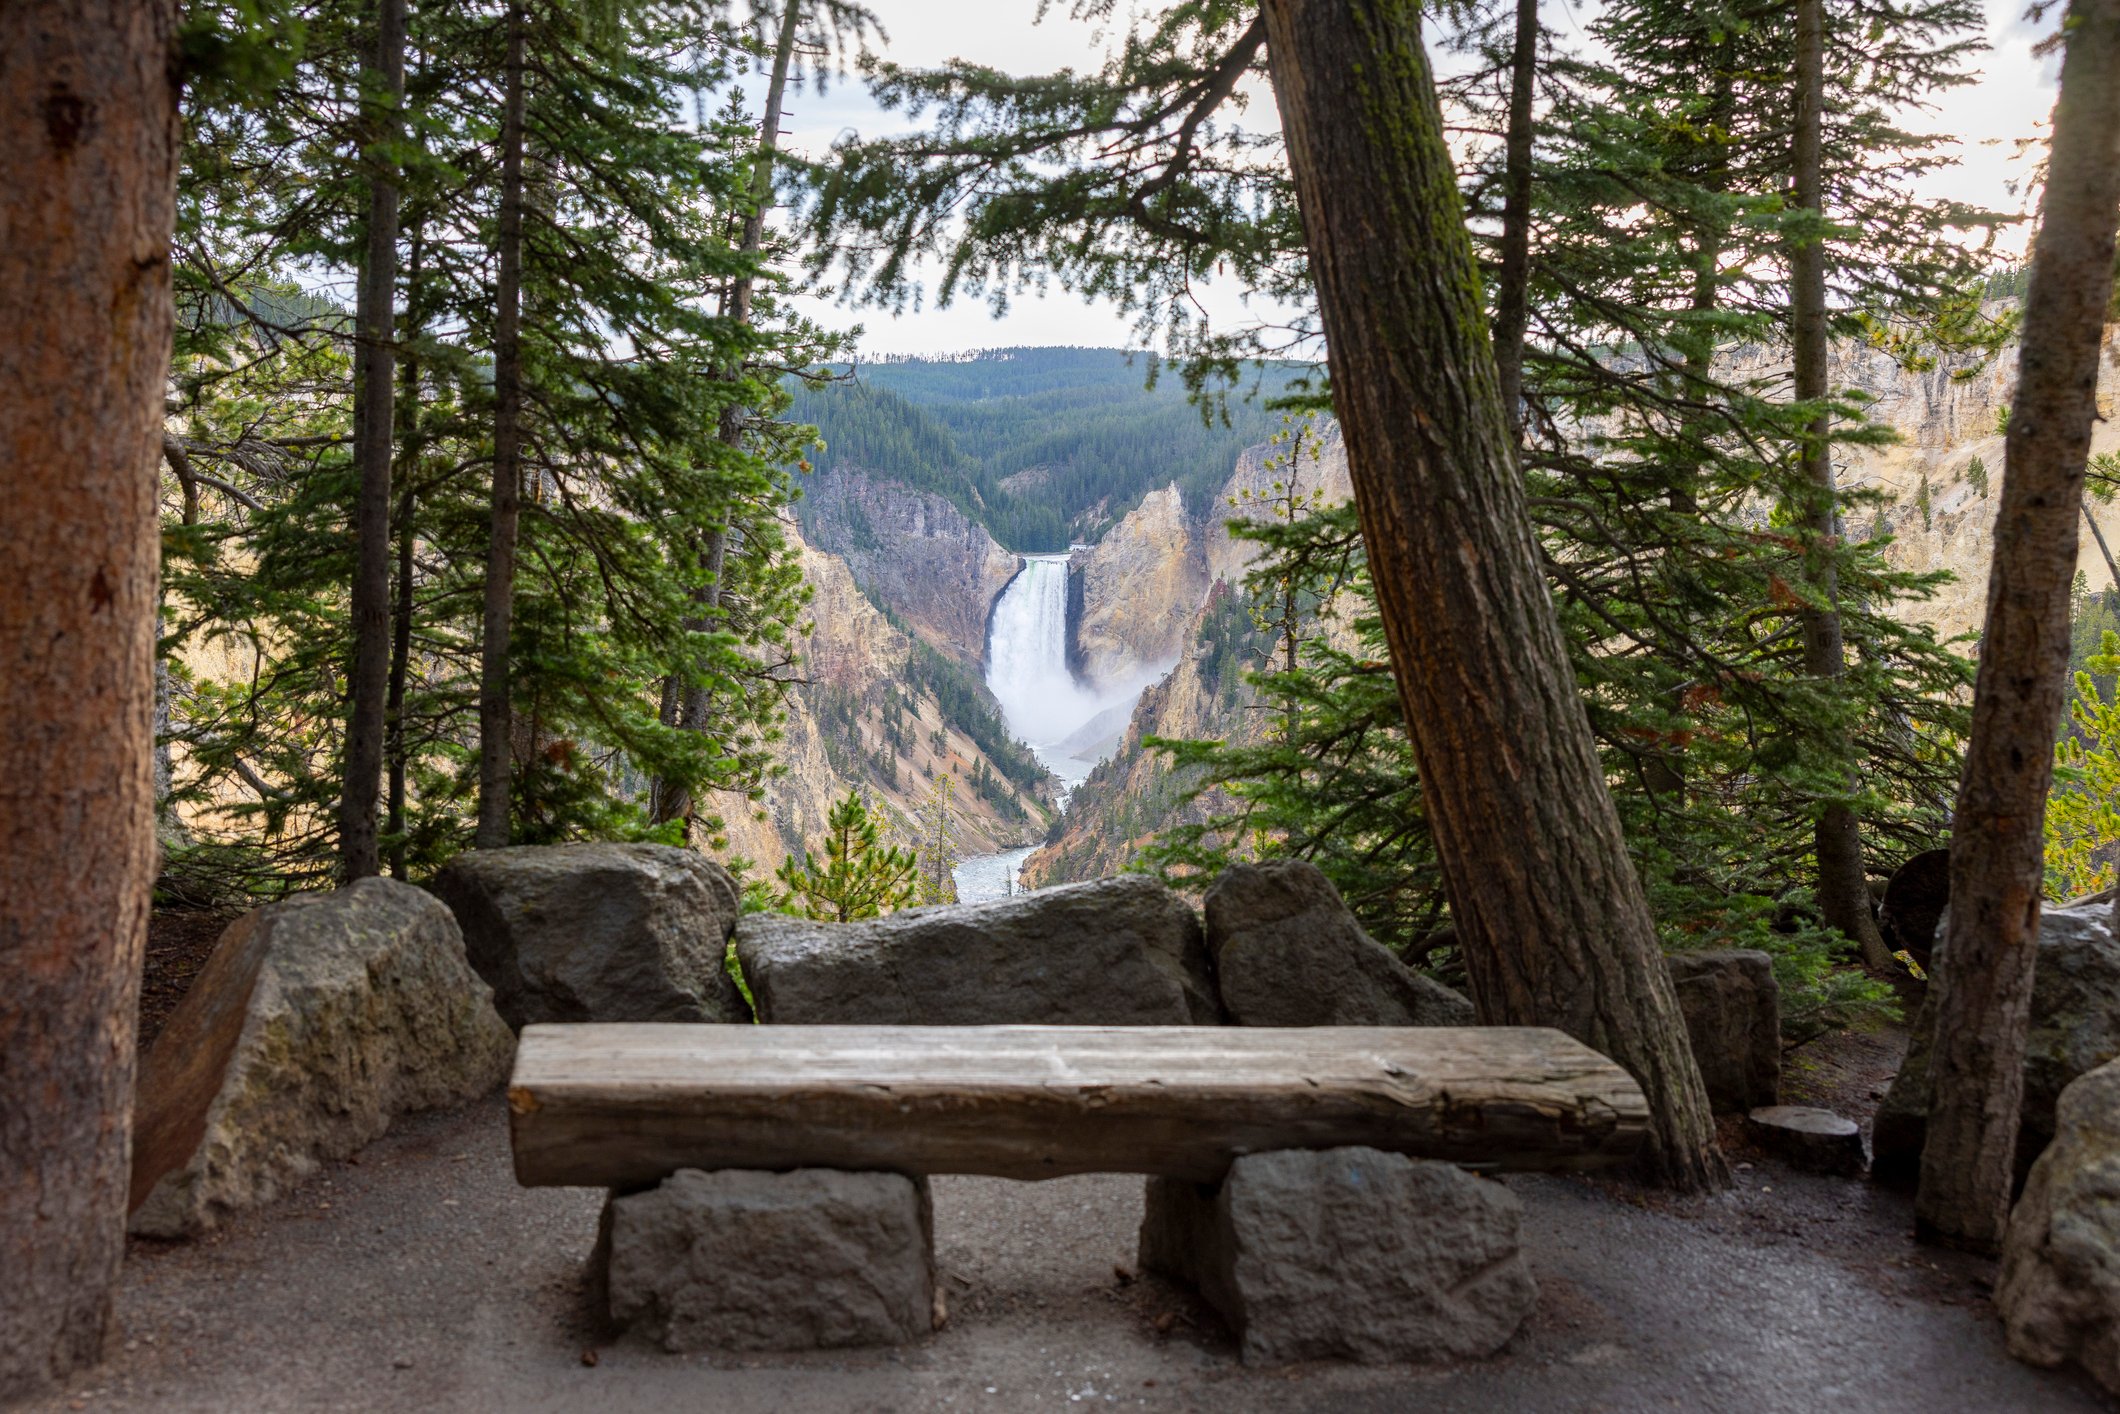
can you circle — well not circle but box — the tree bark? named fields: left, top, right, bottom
left=386, top=332, right=419, bottom=878
left=341, top=0, right=407, bottom=879
left=0, top=0, right=179, bottom=1396
left=1259, top=0, right=1725, bottom=1191
left=476, top=2, right=528, bottom=850
left=1790, top=0, right=1893, bottom=970
left=1489, top=0, right=1538, bottom=435
left=1915, top=0, right=2120, bottom=1254
left=655, top=0, right=803, bottom=830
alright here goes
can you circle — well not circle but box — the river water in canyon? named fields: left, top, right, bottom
left=950, top=553, right=1146, bottom=903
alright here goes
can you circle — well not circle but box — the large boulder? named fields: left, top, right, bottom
left=1874, top=903, right=2120, bottom=1186
left=1664, top=950, right=1780, bottom=1114
left=594, top=1168, right=937, bottom=1352
left=1999, top=1059, right=2120, bottom=1394
left=429, top=843, right=746, bottom=1029
left=734, top=875, right=1220, bottom=1025
left=1203, top=860, right=1474, bottom=1027
left=129, top=879, right=514, bottom=1238
left=1139, top=1147, right=1536, bottom=1365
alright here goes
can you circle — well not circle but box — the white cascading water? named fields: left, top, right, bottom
left=983, top=554, right=1113, bottom=786
left=953, top=552, right=1154, bottom=902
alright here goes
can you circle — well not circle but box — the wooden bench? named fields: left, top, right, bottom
left=507, top=1022, right=1648, bottom=1189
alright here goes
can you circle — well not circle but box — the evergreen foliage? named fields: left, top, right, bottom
left=157, top=0, right=851, bottom=892
left=774, top=790, right=918, bottom=920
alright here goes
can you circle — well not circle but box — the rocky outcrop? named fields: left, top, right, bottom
left=1874, top=902, right=2120, bottom=1185
left=430, top=843, right=748, bottom=1028
left=1999, top=1058, right=2120, bottom=1395
left=797, top=463, right=1018, bottom=669
left=1665, top=950, right=1781, bottom=1114
left=1140, top=1147, right=1536, bottom=1365
left=734, top=875, right=1221, bottom=1025
left=129, top=880, right=514, bottom=1238
left=1070, top=485, right=1207, bottom=692
left=595, top=1168, right=937, bottom=1352
left=1204, top=859, right=1473, bottom=1027
left=1800, top=333, right=2120, bottom=637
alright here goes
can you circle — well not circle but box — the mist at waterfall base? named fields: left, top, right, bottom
left=951, top=554, right=1167, bottom=903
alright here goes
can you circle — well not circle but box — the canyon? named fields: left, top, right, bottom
left=722, top=332, right=2120, bottom=903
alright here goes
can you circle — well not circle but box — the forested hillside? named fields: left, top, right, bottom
left=786, top=348, right=1298, bottom=550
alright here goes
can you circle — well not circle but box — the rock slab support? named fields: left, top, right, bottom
left=596, top=1167, right=936, bottom=1352
left=1138, top=1146, right=1536, bottom=1364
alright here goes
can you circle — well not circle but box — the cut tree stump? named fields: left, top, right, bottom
left=508, top=1024, right=1648, bottom=1189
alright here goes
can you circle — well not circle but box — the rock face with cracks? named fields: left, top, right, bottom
left=734, top=875, right=1221, bottom=1025
left=1875, top=903, right=2120, bottom=1185
left=2000, top=1058, right=2120, bottom=1396
left=595, top=1168, right=937, bottom=1352
left=1664, top=950, right=1781, bottom=1114
left=1203, top=860, right=1474, bottom=1027
left=1139, top=1147, right=1536, bottom=1365
left=128, top=879, right=514, bottom=1238
left=430, top=842, right=746, bottom=1029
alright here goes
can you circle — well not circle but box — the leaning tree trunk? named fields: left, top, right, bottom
left=1915, top=0, right=2120, bottom=1254
left=1260, top=0, right=1726, bottom=1191
left=1790, top=0, right=1893, bottom=971
left=0, top=0, right=179, bottom=1396
left=655, top=0, right=804, bottom=831
left=476, top=1, right=529, bottom=850
left=341, top=0, right=407, bottom=879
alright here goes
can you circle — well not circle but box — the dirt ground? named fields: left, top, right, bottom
left=30, top=1089, right=2112, bottom=1413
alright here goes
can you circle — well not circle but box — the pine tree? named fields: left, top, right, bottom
left=775, top=791, right=919, bottom=921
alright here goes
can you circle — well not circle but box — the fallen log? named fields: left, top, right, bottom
left=508, top=1024, right=1647, bottom=1188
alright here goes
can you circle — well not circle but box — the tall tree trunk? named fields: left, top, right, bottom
left=1915, top=0, right=2120, bottom=1254
left=386, top=293, right=421, bottom=879
left=341, top=0, right=407, bottom=879
left=476, top=1, right=528, bottom=850
left=1489, top=0, right=1538, bottom=435
left=0, top=0, right=179, bottom=1395
left=1260, top=0, right=1726, bottom=1191
left=1790, top=0, right=1892, bottom=970
left=655, top=0, right=803, bottom=830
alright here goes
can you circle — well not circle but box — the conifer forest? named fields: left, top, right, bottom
left=4, top=0, right=2120, bottom=1406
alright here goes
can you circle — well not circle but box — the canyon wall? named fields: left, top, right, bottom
left=796, top=463, right=1019, bottom=670
left=716, top=528, right=1054, bottom=879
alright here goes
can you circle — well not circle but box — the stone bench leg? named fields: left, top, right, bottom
left=591, top=1168, right=938, bottom=1352
left=1139, top=1147, right=1537, bottom=1365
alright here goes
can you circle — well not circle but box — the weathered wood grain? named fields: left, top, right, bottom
left=508, top=1024, right=1647, bottom=1188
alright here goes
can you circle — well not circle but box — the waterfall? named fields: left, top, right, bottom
left=985, top=553, right=1156, bottom=792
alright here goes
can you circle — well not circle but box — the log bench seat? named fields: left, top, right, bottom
left=507, top=1022, right=1650, bottom=1188
left=506, top=1023, right=1649, bottom=1363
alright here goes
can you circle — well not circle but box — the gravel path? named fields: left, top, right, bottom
left=29, top=1094, right=2110, bottom=1414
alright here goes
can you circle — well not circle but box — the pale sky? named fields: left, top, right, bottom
left=778, top=0, right=2065, bottom=357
